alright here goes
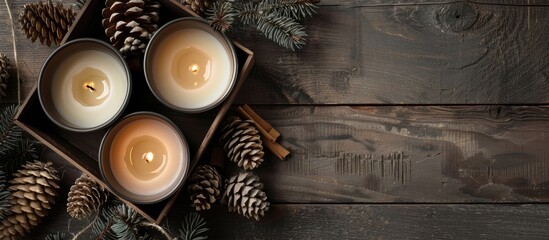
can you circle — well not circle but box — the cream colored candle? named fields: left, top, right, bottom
left=108, top=116, right=187, bottom=197
left=51, top=50, right=128, bottom=128
left=150, top=27, right=233, bottom=110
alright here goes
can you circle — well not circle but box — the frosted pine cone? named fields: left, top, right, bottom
left=220, top=116, right=265, bottom=170
left=102, top=0, right=161, bottom=55
left=188, top=165, right=222, bottom=211
left=67, top=174, right=108, bottom=219
left=222, top=172, right=269, bottom=221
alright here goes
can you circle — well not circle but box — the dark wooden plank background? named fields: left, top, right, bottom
left=1, top=0, right=549, bottom=239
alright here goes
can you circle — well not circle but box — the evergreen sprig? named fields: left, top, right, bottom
left=0, top=105, right=23, bottom=154
left=260, top=0, right=318, bottom=20
left=45, top=232, right=67, bottom=240
left=0, top=138, right=37, bottom=177
left=92, top=204, right=143, bottom=240
left=49, top=202, right=210, bottom=239
left=256, top=13, right=306, bottom=50
left=207, top=0, right=319, bottom=50
left=209, top=0, right=237, bottom=32
left=0, top=170, right=10, bottom=221
left=0, top=105, right=37, bottom=177
left=177, top=212, right=209, bottom=240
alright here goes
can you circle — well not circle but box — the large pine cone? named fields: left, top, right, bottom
left=188, top=165, right=221, bottom=211
left=222, top=172, right=269, bottom=221
left=0, top=54, right=9, bottom=98
left=102, top=0, right=161, bottom=56
left=67, top=174, right=108, bottom=219
left=182, top=0, right=212, bottom=16
left=220, top=116, right=265, bottom=170
left=19, top=0, right=76, bottom=47
left=0, top=161, right=60, bottom=240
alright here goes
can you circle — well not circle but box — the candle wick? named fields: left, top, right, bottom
left=86, top=84, right=96, bottom=92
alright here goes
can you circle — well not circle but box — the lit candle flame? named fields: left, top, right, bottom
left=189, top=64, right=199, bottom=75
left=83, top=82, right=96, bottom=92
left=143, top=152, right=154, bottom=163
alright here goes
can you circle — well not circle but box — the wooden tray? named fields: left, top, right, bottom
left=14, top=0, right=254, bottom=223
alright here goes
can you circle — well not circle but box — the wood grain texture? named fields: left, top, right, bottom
left=232, top=105, right=549, bottom=202
left=28, top=202, right=549, bottom=240
left=193, top=204, right=549, bottom=240
left=235, top=2, right=549, bottom=104
left=0, top=0, right=63, bottom=102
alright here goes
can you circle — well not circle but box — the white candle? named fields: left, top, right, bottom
left=107, top=114, right=188, bottom=198
left=147, top=20, right=236, bottom=111
left=51, top=49, right=128, bottom=129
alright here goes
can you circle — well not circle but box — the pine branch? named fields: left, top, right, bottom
left=256, top=13, right=307, bottom=50
left=178, top=212, right=208, bottom=240
left=207, top=0, right=237, bottom=32
left=234, top=0, right=257, bottom=25
left=260, top=0, right=318, bottom=20
left=0, top=105, right=23, bottom=155
left=45, top=232, right=68, bottom=240
left=207, top=0, right=316, bottom=50
left=91, top=204, right=144, bottom=240
left=0, top=138, right=37, bottom=177
left=0, top=170, right=10, bottom=221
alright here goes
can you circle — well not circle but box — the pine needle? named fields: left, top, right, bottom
left=0, top=105, right=24, bottom=154
left=256, top=14, right=307, bottom=50
left=207, top=0, right=237, bottom=32
left=207, top=0, right=317, bottom=50
left=45, top=232, right=68, bottom=240
left=91, top=204, right=143, bottom=240
left=260, top=0, right=318, bottom=20
left=178, top=212, right=209, bottom=240
left=0, top=170, right=10, bottom=221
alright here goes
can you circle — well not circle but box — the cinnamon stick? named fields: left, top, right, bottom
left=243, top=104, right=281, bottom=139
left=237, top=106, right=277, bottom=142
left=236, top=105, right=289, bottom=161
left=262, top=137, right=290, bottom=160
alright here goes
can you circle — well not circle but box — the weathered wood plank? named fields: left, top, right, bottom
left=0, top=0, right=71, bottom=102
left=194, top=204, right=549, bottom=240
left=235, top=3, right=549, bottom=104
left=29, top=203, right=549, bottom=240
left=224, top=105, right=549, bottom=202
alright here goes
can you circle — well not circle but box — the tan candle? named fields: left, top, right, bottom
left=145, top=18, right=237, bottom=112
left=105, top=113, right=188, bottom=199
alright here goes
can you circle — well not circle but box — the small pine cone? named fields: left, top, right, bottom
left=220, top=116, right=265, bottom=170
left=19, top=0, right=76, bottom=47
left=0, top=54, right=9, bottom=98
left=0, top=161, right=60, bottom=240
left=222, top=172, right=269, bottom=221
left=182, top=0, right=212, bottom=16
left=102, top=0, right=161, bottom=56
left=188, top=165, right=222, bottom=211
left=67, top=174, right=108, bottom=219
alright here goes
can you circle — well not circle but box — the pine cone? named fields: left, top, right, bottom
left=182, top=0, right=212, bottom=16
left=67, top=174, right=108, bottom=219
left=0, top=54, right=9, bottom=98
left=188, top=165, right=221, bottom=211
left=220, top=116, right=265, bottom=170
left=222, top=172, right=269, bottom=221
left=102, top=0, right=161, bottom=56
left=0, top=161, right=60, bottom=240
left=19, top=0, right=76, bottom=47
